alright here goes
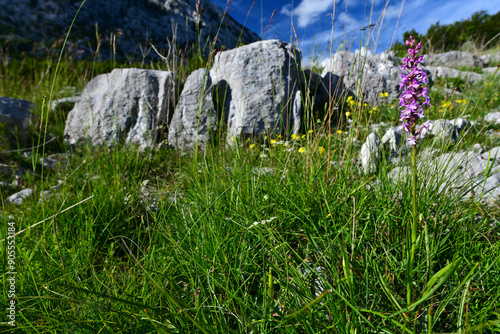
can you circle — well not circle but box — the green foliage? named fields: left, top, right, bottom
left=393, top=10, right=500, bottom=56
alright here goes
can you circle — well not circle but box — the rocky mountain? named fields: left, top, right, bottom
left=0, top=0, right=260, bottom=59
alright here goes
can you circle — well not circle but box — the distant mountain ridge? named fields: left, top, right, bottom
left=0, top=0, right=260, bottom=59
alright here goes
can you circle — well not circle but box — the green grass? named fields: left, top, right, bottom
left=2, top=5, right=500, bottom=334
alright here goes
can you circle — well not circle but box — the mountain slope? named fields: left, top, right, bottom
left=0, top=0, right=260, bottom=58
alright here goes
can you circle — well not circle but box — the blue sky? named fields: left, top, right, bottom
left=211, top=0, right=500, bottom=64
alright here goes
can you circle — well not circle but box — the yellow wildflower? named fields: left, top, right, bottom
left=345, top=112, right=351, bottom=118
left=249, top=144, right=255, bottom=149
left=298, top=147, right=306, bottom=153
left=301, top=134, right=306, bottom=139
left=291, top=134, right=299, bottom=140
left=308, top=129, right=314, bottom=133
left=318, top=147, right=326, bottom=154
left=337, top=130, right=343, bottom=135
left=270, top=139, right=276, bottom=144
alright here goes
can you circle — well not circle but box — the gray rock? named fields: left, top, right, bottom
left=423, top=66, right=484, bottom=84
left=381, top=126, right=407, bottom=163
left=321, top=50, right=402, bottom=105
left=6, top=188, right=33, bottom=205
left=168, top=69, right=216, bottom=149
left=424, top=51, right=484, bottom=69
left=0, top=0, right=259, bottom=60
left=479, top=52, right=500, bottom=67
left=484, top=111, right=500, bottom=125
left=474, top=172, right=500, bottom=204
left=482, top=147, right=500, bottom=163
left=210, top=40, right=302, bottom=141
left=420, top=118, right=471, bottom=143
left=360, top=132, right=380, bottom=174
left=0, top=97, right=34, bottom=144
left=472, top=143, right=483, bottom=154
left=483, top=67, right=499, bottom=75
left=64, top=68, right=175, bottom=150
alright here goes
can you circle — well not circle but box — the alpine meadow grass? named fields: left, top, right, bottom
left=1, top=1, right=500, bottom=333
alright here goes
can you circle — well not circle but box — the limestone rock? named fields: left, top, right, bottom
left=424, top=51, right=484, bottom=68
left=168, top=69, right=217, bottom=149
left=381, top=126, right=407, bottom=163
left=422, top=66, right=484, bottom=84
left=484, top=111, right=500, bottom=125
left=479, top=52, right=500, bottom=67
left=6, top=188, right=33, bottom=205
left=209, top=40, right=302, bottom=141
left=360, top=132, right=380, bottom=174
left=321, top=50, right=402, bottom=105
left=64, top=68, right=175, bottom=150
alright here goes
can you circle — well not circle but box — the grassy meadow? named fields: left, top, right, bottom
left=1, top=3, right=500, bottom=333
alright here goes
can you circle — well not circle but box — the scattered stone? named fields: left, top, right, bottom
left=6, top=188, right=33, bottom=205
left=381, top=126, right=407, bottom=163
left=360, top=132, right=380, bottom=174
left=484, top=111, right=500, bottom=125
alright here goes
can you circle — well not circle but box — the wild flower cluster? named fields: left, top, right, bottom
left=399, top=36, right=431, bottom=146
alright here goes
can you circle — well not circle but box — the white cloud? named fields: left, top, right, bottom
left=283, top=0, right=338, bottom=28
left=280, top=3, right=293, bottom=16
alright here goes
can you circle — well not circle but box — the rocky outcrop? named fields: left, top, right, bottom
left=480, top=52, right=500, bottom=67
left=360, top=118, right=472, bottom=174
left=320, top=49, right=497, bottom=105
left=64, top=68, right=175, bottom=150
left=388, top=148, right=500, bottom=205
left=0, top=0, right=260, bottom=59
left=423, top=66, right=484, bottom=84
left=209, top=39, right=302, bottom=141
left=0, top=97, right=34, bottom=145
left=485, top=111, right=500, bottom=125
left=168, top=68, right=217, bottom=149
left=424, top=51, right=484, bottom=68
